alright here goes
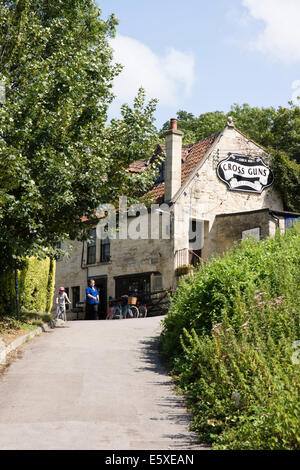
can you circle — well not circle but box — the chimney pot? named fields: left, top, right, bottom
left=170, top=118, right=177, bottom=131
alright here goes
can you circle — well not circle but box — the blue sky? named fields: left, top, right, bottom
left=97, top=0, right=300, bottom=129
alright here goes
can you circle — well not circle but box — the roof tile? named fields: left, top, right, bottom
left=144, top=133, right=220, bottom=202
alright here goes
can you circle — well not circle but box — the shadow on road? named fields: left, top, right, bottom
left=135, top=336, right=209, bottom=450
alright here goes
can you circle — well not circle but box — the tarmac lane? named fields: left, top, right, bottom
left=0, top=316, right=207, bottom=450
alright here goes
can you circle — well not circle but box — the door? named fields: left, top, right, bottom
left=115, top=274, right=151, bottom=303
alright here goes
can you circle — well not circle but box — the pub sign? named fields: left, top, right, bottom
left=217, top=153, right=274, bottom=194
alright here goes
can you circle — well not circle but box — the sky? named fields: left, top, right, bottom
left=97, top=0, right=300, bottom=129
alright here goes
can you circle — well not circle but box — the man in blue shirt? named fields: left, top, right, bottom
left=85, top=279, right=99, bottom=320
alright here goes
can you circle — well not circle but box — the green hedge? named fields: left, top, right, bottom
left=161, top=226, right=300, bottom=449
left=0, top=258, right=56, bottom=316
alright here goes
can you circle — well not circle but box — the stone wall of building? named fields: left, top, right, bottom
left=55, top=125, right=285, bottom=313
left=54, top=215, right=175, bottom=312
left=215, top=209, right=274, bottom=255
left=174, top=126, right=283, bottom=261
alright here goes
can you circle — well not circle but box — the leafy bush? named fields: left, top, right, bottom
left=0, top=257, right=56, bottom=316
left=161, top=226, right=300, bottom=449
left=271, top=150, right=300, bottom=213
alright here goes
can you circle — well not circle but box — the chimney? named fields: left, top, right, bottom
left=164, top=118, right=184, bottom=202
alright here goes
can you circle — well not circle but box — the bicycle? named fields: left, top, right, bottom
left=127, top=296, right=147, bottom=318
left=55, top=304, right=68, bottom=322
left=137, top=303, right=147, bottom=318
left=114, top=295, right=148, bottom=319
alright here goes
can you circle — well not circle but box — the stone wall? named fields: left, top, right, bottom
left=215, top=209, right=274, bottom=255
left=54, top=215, right=175, bottom=312
left=174, top=126, right=283, bottom=261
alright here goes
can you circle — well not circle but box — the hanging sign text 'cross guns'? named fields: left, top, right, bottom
left=217, top=153, right=274, bottom=193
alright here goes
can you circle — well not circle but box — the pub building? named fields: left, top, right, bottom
left=54, top=117, right=300, bottom=318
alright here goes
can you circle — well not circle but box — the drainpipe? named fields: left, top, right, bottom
left=269, top=210, right=280, bottom=232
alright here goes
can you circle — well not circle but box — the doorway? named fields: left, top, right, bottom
left=115, top=273, right=151, bottom=303
left=189, top=219, right=203, bottom=267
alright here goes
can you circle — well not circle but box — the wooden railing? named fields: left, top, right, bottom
left=174, top=248, right=189, bottom=268
left=175, top=248, right=202, bottom=268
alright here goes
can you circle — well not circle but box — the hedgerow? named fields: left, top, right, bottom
left=0, top=257, right=56, bottom=316
left=161, top=226, right=300, bottom=449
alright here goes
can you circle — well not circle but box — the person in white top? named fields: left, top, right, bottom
left=55, top=287, right=71, bottom=321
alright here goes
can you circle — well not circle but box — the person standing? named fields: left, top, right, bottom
left=85, top=279, right=99, bottom=320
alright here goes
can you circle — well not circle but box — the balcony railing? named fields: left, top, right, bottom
left=175, top=248, right=202, bottom=268
left=174, top=248, right=189, bottom=269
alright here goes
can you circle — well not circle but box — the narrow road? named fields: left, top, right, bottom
left=0, top=316, right=207, bottom=450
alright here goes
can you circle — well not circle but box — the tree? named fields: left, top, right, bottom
left=270, top=150, right=300, bottom=213
left=160, top=103, right=300, bottom=212
left=0, top=1, right=159, bottom=273
left=161, top=103, right=300, bottom=163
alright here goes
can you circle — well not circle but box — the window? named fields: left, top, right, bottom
left=189, top=220, right=202, bottom=267
left=153, top=274, right=163, bottom=291
left=87, top=229, right=96, bottom=265
left=72, top=286, right=80, bottom=309
left=242, top=227, right=260, bottom=241
left=65, top=287, right=70, bottom=311
left=100, top=237, right=110, bottom=263
left=115, top=274, right=151, bottom=303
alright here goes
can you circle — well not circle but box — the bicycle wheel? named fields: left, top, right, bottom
left=56, top=306, right=63, bottom=320
left=113, top=306, right=122, bottom=319
left=138, top=305, right=147, bottom=318
left=130, top=306, right=139, bottom=318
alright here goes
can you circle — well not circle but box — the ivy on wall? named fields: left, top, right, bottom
left=0, top=258, right=56, bottom=316
left=271, top=150, right=300, bottom=213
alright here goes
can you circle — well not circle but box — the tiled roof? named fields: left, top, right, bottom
left=147, top=182, right=165, bottom=205
left=143, top=133, right=220, bottom=203
left=128, top=159, right=150, bottom=173
left=181, top=133, right=220, bottom=184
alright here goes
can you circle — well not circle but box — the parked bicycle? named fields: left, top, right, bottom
left=110, top=295, right=147, bottom=319
left=127, top=295, right=147, bottom=318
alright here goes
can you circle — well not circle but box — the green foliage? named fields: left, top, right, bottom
left=0, top=311, right=52, bottom=334
left=175, top=264, right=195, bottom=277
left=161, top=227, right=300, bottom=449
left=0, top=1, right=159, bottom=272
left=0, top=269, right=15, bottom=313
left=161, top=103, right=300, bottom=163
left=19, top=257, right=52, bottom=313
left=0, top=257, right=56, bottom=316
left=271, top=150, right=300, bottom=213
left=45, top=259, right=55, bottom=314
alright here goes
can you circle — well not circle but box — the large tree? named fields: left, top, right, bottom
left=0, top=1, right=158, bottom=272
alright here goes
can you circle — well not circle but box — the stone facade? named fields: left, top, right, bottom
left=55, top=120, right=296, bottom=317
left=215, top=209, right=274, bottom=255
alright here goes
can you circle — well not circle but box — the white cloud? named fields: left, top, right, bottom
left=109, top=34, right=196, bottom=107
left=242, top=0, right=300, bottom=63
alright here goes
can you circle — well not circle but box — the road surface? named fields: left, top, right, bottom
left=0, top=316, right=207, bottom=450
